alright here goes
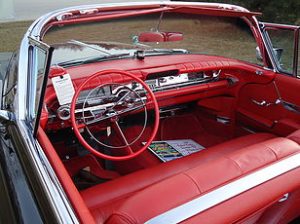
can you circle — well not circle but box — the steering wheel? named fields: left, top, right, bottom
left=70, top=69, right=160, bottom=161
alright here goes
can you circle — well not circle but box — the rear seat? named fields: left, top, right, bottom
left=81, top=133, right=300, bottom=223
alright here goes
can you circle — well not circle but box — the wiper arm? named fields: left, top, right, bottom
left=150, top=48, right=189, bottom=54
left=82, top=53, right=131, bottom=64
left=135, top=48, right=188, bottom=59
left=57, top=58, right=86, bottom=67
left=58, top=53, right=131, bottom=67
left=68, top=39, right=112, bottom=55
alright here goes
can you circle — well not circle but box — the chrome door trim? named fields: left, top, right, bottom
left=16, top=120, right=79, bottom=224
left=146, top=153, right=300, bottom=224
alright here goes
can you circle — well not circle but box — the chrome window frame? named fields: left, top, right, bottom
left=259, top=22, right=300, bottom=77
left=26, top=37, right=51, bottom=125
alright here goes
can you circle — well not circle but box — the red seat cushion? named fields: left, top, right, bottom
left=105, top=137, right=300, bottom=224
left=81, top=133, right=276, bottom=223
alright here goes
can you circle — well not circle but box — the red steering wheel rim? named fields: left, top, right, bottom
left=70, top=69, right=160, bottom=161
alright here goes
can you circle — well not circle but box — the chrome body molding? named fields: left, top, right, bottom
left=145, top=153, right=300, bottom=224
left=16, top=120, right=79, bottom=224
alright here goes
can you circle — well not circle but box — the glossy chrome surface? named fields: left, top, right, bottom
left=34, top=138, right=79, bottom=223
left=29, top=1, right=251, bottom=39
left=0, top=110, right=15, bottom=121
left=13, top=99, right=79, bottom=220
left=146, top=153, right=300, bottom=224
left=16, top=120, right=79, bottom=223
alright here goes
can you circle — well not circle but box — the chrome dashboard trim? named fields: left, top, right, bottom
left=145, top=153, right=300, bottom=224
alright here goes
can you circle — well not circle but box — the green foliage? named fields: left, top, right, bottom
left=178, top=0, right=300, bottom=25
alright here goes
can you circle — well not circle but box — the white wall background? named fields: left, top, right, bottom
left=0, top=0, right=151, bottom=22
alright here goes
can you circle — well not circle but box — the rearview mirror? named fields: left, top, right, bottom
left=138, top=31, right=183, bottom=43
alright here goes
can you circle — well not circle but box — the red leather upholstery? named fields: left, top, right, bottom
left=288, top=129, right=300, bottom=145
left=251, top=130, right=300, bottom=224
left=81, top=133, right=282, bottom=223
left=105, top=138, right=300, bottom=224
left=257, top=189, right=300, bottom=224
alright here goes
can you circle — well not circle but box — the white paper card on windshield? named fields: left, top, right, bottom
left=52, top=74, right=75, bottom=105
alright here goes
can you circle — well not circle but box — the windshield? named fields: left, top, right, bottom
left=44, top=12, right=262, bottom=66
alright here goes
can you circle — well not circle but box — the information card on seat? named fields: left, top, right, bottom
left=147, top=139, right=205, bottom=162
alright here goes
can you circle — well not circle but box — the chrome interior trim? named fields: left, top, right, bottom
left=146, top=153, right=300, bottom=224
left=17, top=120, right=79, bottom=224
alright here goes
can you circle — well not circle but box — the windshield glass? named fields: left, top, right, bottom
left=44, top=12, right=261, bottom=66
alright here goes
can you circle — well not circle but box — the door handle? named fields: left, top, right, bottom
left=251, top=99, right=281, bottom=107
left=251, top=98, right=300, bottom=114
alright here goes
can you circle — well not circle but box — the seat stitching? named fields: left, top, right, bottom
left=182, top=172, right=202, bottom=194
left=110, top=211, right=137, bottom=224
left=262, top=143, right=279, bottom=161
left=221, top=155, right=243, bottom=174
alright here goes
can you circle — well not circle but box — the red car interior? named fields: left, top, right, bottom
left=38, top=46, right=300, bottom=222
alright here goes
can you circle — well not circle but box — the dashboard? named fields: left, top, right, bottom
left=42, top=54, right=273, bottom=131
left=145, top=70, right=220, bottom=92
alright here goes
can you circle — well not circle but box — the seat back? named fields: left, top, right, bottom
left=106, top=138, right=300, bottom=224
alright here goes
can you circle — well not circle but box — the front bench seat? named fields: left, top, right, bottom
left=81, top=133, right=276, bottom=222
left=105, top=137, right=300, bottom=224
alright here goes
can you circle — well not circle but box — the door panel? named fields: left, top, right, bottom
left=237, top=73, right=300, bottom=136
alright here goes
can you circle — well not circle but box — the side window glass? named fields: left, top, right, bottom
left=27, top=40, right=52, bottom=135
left=2, top=52, right=18, bottom=110
left=266, top=28, right=294, bottom=74
left=33, top=48, right=47, bottom=117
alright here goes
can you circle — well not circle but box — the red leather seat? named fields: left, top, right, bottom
left=255, top=129, right=300, bottom=224
left=80, top=133, right=300, bottom=223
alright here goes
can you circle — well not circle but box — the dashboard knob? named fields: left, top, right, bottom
left=57, top=105, right=71, bottom=120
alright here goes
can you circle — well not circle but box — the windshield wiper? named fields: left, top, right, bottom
left=82, top=53, right=131, bottom=64
left=150, top=48, right=189, bottom=54
left=58, top=53, right=131, bottom=67
left=135, top=48, right=188, bottom=59
left=68, top=39, right=112, bottom=55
